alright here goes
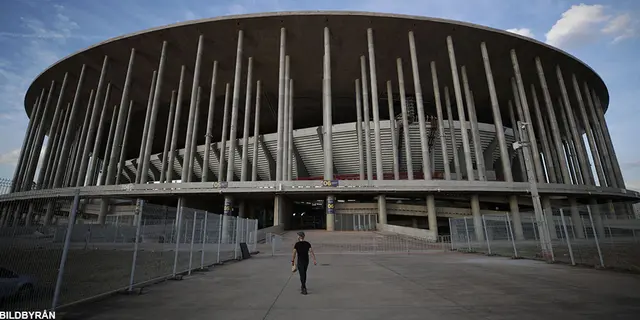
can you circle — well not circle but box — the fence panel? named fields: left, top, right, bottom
left=131, top=203, right=178, bottom=286
left=0, top=196, right=73, bottom=310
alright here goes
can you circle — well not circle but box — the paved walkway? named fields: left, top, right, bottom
left=63, top=231, right=640, bottom=319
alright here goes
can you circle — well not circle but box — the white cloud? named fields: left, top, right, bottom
left=506, top=28, right=535, bottom=38
left=545, top=4, right=637, bottom=48
left=603, top=13, right=635, bottom=43
left=0, top=149, right=20, bottom=165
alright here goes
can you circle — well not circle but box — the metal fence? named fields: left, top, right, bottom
left=267, top=231, right=451, bottom=255
left=0, top=193, right=258, bottom=311
left=449, top=201, right=640, bottom=272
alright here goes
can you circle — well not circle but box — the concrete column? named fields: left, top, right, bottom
left=446, top=36, right=473, bottom=181
left=15, top=92, right=45, bottom=191
left=38, top=77, right=66, bottom=189
left=592, top=92, right=625, bottom=188
left=396, top=58, right=413, bottom=180
left=202, top=62, right=218, bottom=183
left=324, top=27, right=335, bottom=231
left=140, top=42, right=168, bottom=184
left=471, top=195, right=484, bottom=241
left=508, top=101, right=527, bottom=181
left=377, top=195, right=388, bottom=225
left=409, top=31, right=432, bottom=180
left=584, top=83, right=616, bottom=188
left=367, top=28, right=385, bottom=181
left=182, top=35, right=205, bottom=183
left=355, top=79, right=366, bottom=180
left=569, top=198, right=585, bottom=239
left=361, top=56, right=373, bottom=181
left=556, top=66, right=593, bottom=185
left=430, top=62, right=450, bottom=180
left=187, top=87, right=202, bottom=182
left=226, top=30, right=244, bottom=184
left=167, top=66, right=186, bottom=183
left=136, top=70, right=158, bottom=183
left=461, top=67, right=485, bottom=181
left=251, top=80, right=262, bottom=182
left=444, top=87, right=461, bottom=180
left=99, top=105, right=119, bottom=186
left=590, top=199, right=606, bottom=239
left=542, top=197, right=558, bottom=239
left=53, top=64, right=86, bottom=188
left=43, top=108, right=65, bottom=187
left=76, top=56, right=109, bottom=187
left=558, top=101, right=581, bottom=184
left=386, top=81, right=400, bottom=179
left=572, top=75, right=606, bottom=186
left=97, top=104, right=119, bottom=224
left=46, top=103, right=71, bottom=188
left=218, top=83, right=231, bottom=182
left=511, top=78, right=543, bottom=183
left=410, top=31, right=436, bottom=233
left=240, top=57, right=254, bottom=182
left=530, top=84, right=557, bottom=183
left=25, top=81, right=57, bottom=190
left=508, top=196, right=524, bottom=240
left=221, top=196, right=233, bottom=243
left=544, top=116, right=563, bottom=184
left=287, top=79, right=294, bottom=180
left=275, top=27, right=287, bottom=182
left=68, top=89, right=94, bottom=187
left=86, top=83, right=111, bottom=186
left=105, top=49, right=135, bottom=186
left=511, top=52, right=545, bottom=184
left=282, top=57, right=290, bottom=180
left=535, top=57, right=571, bottom=184
left=116, top=101, right=134, bottom=184
left=481, top=44, right=512, bottom=181
left=160, top=91, right=177, bottom=183
left=11, top=95, right=42, bottom=192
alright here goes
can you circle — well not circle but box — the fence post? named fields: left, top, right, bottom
left=463, top=217, right=471, bottom=252
left=586, top=205, right=605, bottom=268
left=253, top=219, right=258, bottom=252
left=114, top=215, right=119, bottom=243
left=448, top=217, right=455, bottom=250
left=201, top=211, right=208, bottom=269
left=172, top=199, right=185, bottom=277
left=128, top=199, right=145, bottom=291
left=188, top=211, right=198, bottom=275
left=216, top=214, right=223, bottom=263
left=234, top=217, right=240, bottom=260
left=505, top=214, right=518, bottom=258
left=52, top=190, right=80, bottom=310
left=531, top=215, right=538, bottom=241
left=482, top=215, right=492, bottom=255
left=558, top=209, right=575, bottom=266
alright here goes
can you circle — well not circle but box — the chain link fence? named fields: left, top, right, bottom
left=449, top=201, right=640, bottom=272
left=0, top=193, right=258, bottom=311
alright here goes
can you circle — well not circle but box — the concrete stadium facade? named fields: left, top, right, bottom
left=2, top=11, right=639, bottom=240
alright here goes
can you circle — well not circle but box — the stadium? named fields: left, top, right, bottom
left=2, top=11, right=639, bottom=242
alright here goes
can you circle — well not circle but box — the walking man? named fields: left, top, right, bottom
left=292, top=231, right=317, bottom=295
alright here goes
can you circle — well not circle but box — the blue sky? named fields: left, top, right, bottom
left=0, top=0, right=638, bottom=189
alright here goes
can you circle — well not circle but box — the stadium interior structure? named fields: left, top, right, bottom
left=2, top=12, right=639, bottom=242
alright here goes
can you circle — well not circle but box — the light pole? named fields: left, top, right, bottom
left=513, top=121, right=554, bottom=260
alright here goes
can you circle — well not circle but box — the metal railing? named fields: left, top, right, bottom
left=0, top=194, right=258, bottom=311
left=449, top=201, right=640, bottom=272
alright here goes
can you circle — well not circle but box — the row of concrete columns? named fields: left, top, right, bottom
left=5, top=27, right=624, bottom=233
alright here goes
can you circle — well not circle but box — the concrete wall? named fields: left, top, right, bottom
left=377, top=223, right=437, bottom=242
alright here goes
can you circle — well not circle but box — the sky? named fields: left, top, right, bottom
left=0, top=0, right=638, bottom=189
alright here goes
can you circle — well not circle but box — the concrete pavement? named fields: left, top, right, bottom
left=62, top=232, right=640, bottom=320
